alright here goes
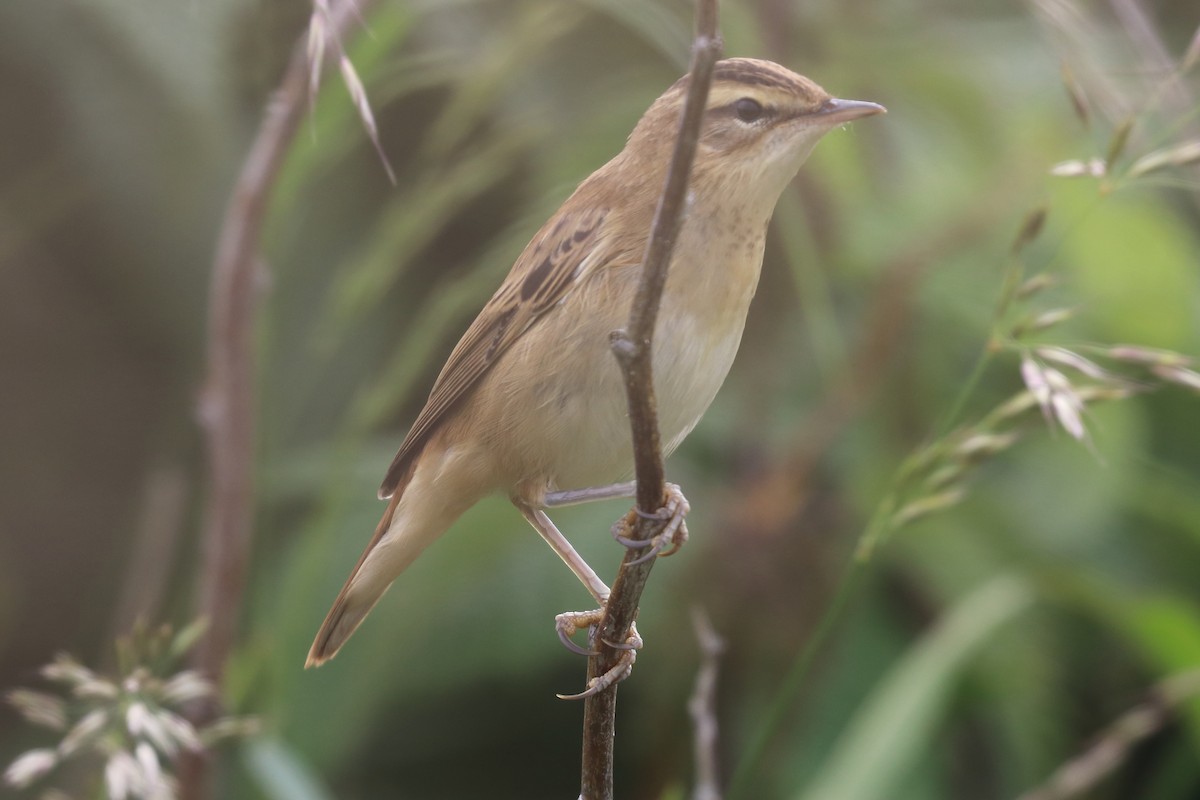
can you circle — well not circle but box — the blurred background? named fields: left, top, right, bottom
left=2, top=0, right=1199, bottom=797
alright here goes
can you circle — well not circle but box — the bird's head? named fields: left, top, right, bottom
left=627, top=58, right=884, bottom=207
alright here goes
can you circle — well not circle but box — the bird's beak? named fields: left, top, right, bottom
left=815, top=98, right=887, bottom=124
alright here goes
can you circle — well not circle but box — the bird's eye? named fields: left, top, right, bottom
left=733, top=97, right=765, bottom=123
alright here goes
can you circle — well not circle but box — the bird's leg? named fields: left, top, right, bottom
left=512, top=499, right=613, bottom=658
left=516, top=481, right=689, bottom=697
left=543, top=481, right=638, bottom=507
left=513, top=499, right=610, bottom=604
left=545, top=481, right=690, bottom=564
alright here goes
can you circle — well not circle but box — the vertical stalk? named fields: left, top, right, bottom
left=578, top=2, right=722, bottom=796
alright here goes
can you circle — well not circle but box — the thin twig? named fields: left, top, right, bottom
left=689, top=608, right=726, bottom=800
left=184, top=1, right=378, bottom=796
left=578, top=2, right=722, bottom=797
left=1016, top=669, right=1200, bottom=800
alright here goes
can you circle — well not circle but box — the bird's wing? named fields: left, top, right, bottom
left=378, top=205, right=613, bottom=499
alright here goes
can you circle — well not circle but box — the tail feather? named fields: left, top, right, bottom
left=306, top=488, right=404, bottom=668
left=306, top=441, right=489, bottom=667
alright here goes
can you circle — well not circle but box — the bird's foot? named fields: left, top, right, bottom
left=612, top=482, right=690, bottom=565
left=555, top=616, right=643, bottom=700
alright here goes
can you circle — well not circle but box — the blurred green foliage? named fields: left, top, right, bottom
left=2, top=0, right=1199, bottom=798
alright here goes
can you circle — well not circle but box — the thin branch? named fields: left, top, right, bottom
left=1016, top=669, right=1200, bottom=800
left=184, top=1, right=379, bottom=796
left=689, top=608, right=726, bottom=800
left=579, top=2, right=722, bottom=797
left=194, top=0, right=374, bottom=694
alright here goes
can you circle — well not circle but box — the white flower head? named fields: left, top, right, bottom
left=1020, top=355, right=1090, bottom=442
left=105, top=749, right=143, bottom=800
left=4, top=748, right=57, bottom=788
left=58, top=708, right=109, bottom=757
left=161, top=671, right=212, bottom=705
left=128, top=702, right=176, bottom=756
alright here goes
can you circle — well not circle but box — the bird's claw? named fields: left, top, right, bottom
left=611, top=483, right=690, bottom=565
left=557, top=622, right=643, bottom=700
left=555, top=609, right=603, bottom=656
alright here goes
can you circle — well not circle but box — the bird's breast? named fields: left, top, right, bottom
left=480, top=213, right=768, bottom=497
left=653, top=220, right=766, bottom=453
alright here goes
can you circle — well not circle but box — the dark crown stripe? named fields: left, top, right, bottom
left=712, top=62, right=798, bottom=92
left=669, top=60, right=802, bottom=96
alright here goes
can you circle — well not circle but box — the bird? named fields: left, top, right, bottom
left=307, top=57, right=884, bottom=670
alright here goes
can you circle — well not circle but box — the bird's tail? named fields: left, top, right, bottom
left=305, top=459, right=467, bottom=667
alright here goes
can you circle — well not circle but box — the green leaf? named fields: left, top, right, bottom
left=797, top=575, right=1034, bottom=800
left=242, top=737, right=336, bottom=800
left=168, top=618, right=210, bottom=661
